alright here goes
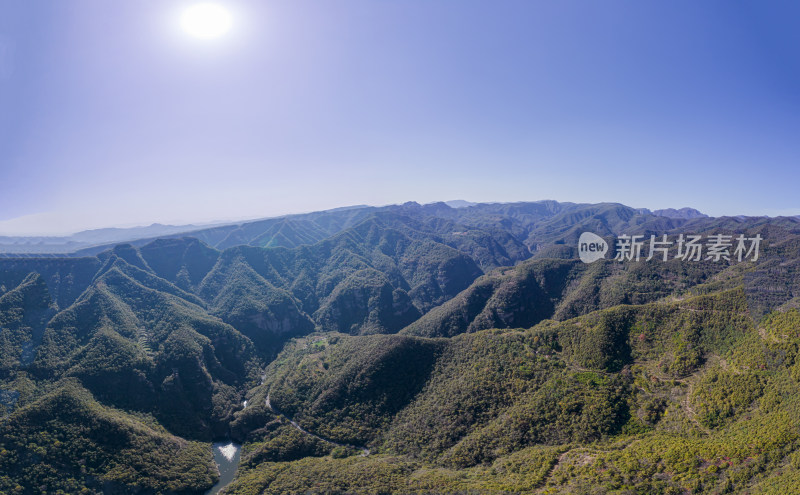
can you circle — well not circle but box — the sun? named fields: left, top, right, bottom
left=180, top=3, right=233, bottom=39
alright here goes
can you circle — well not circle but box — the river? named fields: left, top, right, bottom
left=205, top=442, right=242, bottom=495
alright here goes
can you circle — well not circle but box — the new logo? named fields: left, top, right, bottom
left=578, top=232, right=608, bottom=263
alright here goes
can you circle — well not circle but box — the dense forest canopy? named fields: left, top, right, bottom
left=2, top=201, right=800, bottom=494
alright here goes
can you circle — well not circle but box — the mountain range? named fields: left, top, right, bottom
left=0, top=201, right=710, bottom=256
left=1, top=200, right=800, bottom=494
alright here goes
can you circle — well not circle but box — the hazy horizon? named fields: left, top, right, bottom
left=2, top=1, right=798, bottom=235
left=0, top=198, right=796, bottom=237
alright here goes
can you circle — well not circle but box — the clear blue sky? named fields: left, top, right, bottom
left=1, top=0, right=798, bottom=234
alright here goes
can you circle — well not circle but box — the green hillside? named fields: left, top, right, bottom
left=0, top=201, right=799, bottom=493
left=229, top=289, right=800, bottom=494
left=0, top=380, right=217, bottom=494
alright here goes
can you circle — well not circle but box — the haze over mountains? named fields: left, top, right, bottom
left=2, top=200, right=800, bottom=493
left=0, top=223, right=214, bottom=255
left=0, top=201, right=712, bottom=255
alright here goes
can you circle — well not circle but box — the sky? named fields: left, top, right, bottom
left=0, top=0, right=799, bottom=235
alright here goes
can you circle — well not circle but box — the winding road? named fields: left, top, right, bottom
left=266, top=392, right=371, bottom=456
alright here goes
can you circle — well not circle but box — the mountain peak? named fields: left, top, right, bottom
left=444, top=200, right=477, bottom=208
left=652, top=207, right=708, bottom=219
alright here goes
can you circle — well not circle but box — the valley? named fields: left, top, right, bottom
left=1, top=201, right=800, bottom=494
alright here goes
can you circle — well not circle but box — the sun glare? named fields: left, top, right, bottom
left=180, top=3, right=232, bottom=39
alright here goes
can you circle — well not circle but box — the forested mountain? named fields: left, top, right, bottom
left=2, top=201, right=800, bottom=494
left=0, top=200, right=708, bottom=257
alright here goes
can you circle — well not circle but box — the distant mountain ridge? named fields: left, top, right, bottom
left=0, top=222, right=216, bottom=254
left=1, top=200, right=713, bottom=255
left=652, top=207, right=709, bottom=219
